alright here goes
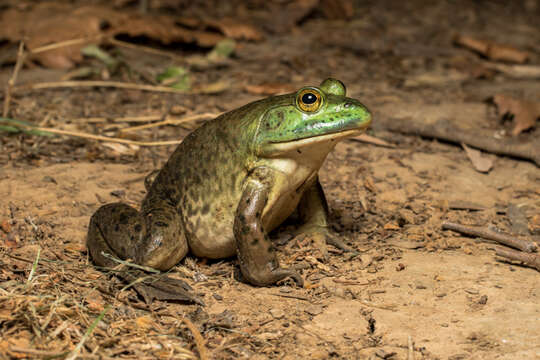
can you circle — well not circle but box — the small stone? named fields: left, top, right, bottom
left=304, top=305, right=324, bottom=316
left=110, top=189, right=125, bottom=198
left=478, top=295, right=488, bottom=304
left=269, top=308, right=285, bottom=319
left=360, top=254, right=373, bottom=267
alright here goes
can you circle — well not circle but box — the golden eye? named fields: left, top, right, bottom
left=297, top=89, right=322, bottom=112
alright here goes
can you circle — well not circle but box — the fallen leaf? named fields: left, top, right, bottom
left=0, top=3, right=248, bottom=69
left=0, top=220, right=11, bottom=233
left=493, top=94, right=540, bottom=135
left=86, top=292, right=106, bottom=312
left=461, top=143, right=494, bottom=173
left=266, top=0, right=319, bottom=34
left=454, top=34, right=529, bottom=63
left=244, top=83, right=296, bottom=95
left=205, top=18, right=263, bottom=41
left=320, top=0, right=355, bottom=19
left=383, top=222, right=401, bottom=230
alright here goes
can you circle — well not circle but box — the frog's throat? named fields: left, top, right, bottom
left=259, top=127, right=366, bottom=157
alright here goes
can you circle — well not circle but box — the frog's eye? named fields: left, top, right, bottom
left=297, top=89, right=322, bottom=112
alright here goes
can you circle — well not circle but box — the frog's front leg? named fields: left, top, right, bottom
left=234, top=167, right=303, bottom=287
left=296, top=177, right=356, bottom=257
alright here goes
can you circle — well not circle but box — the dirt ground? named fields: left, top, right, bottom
left=1, top=1, right=539, bottom=359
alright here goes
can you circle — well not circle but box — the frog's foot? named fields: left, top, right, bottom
left=293, top=225, right=357, bottom=259
left=121, top=272, right=204, bottom=306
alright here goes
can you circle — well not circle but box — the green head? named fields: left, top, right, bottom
left=255, top=78, right=371, bottom=156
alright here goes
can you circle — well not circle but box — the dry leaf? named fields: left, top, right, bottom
left=454, top=34, right=529, bottom=63
left=320, top=0, right=355, bottom=19
left=461, top=143, right=494, bottom=173
left=85, top=292, right=106, bottom=312
left=244, top=83, right=296, bottom=95
left=0, top=3, right=255, bottom=69
left=266, top=0, right=319, bottom=34
left=206, top=18, right=263, bottom=41
left=383, top=222, right=401, bottom=230
left=493, top=94, right=540, bottom=135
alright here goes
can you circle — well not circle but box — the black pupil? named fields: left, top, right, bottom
left=302, top=93, right=317, bottom=104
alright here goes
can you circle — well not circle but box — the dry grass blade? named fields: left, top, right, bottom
left=2, top=41, right=26, bottom=118
left=30, top=34, right=105, bottom=54
left=108, top=37, right=182, bottom=59
left=120, top=113, right=219, bottom=133
left=66, top=305, right=111, bottom=360
left=14, top=80, right=190, bottom=94
left=26, top=248, right=41, bottom=284
left=35, top=126, right=182, bottom=146
left=182, top=317, right=209, bottom=360
left=351, top=134, right=395, bottom=148
left=101, top=251, right=160, bottom=273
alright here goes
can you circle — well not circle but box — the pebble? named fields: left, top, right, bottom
left=269, top=308, right=285, bottom=319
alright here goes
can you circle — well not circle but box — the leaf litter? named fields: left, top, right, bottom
left=0, top=3, right=261, bottom=69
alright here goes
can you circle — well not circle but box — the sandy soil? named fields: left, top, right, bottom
left=0, top=1, right=539, bottom=359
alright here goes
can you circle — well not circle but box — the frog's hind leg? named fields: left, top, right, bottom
left=87, top=202, right=201, bottom=304
left=296, top=178, right=357, bottom=257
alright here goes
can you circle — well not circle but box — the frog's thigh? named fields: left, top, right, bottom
left=87, top=202, right=188, bottom=271
left=87, top=203, right=144, bottom=267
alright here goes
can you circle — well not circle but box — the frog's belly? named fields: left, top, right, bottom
left=262, top=189, right=302, bottom=232
left=186, top=210, right=237, bottom=259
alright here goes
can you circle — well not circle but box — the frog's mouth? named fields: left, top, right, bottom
left=261, top=123, right=370, bottom=157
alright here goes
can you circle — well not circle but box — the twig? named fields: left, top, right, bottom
left=182, top=317, right=209, bottom=360
left=408, top=335, right=415, bottom=360
left=482, top=62, right=540, bottom=79
left=35, top=126, right=182, bottom=146
left=66, top=305, right=110, bottom=360
left=496, top=247, right=540, bottom=271
left=442, top=221, right=537, bottom=253
left=269, top=293, right=309, bottom=301
left=351, top=134, right=395, bottom=148
left=332, top=278, right=370, bottom=286
left=30, top=35, right=105, bottom=54
left=3, top=41, right=26, bottom=118
left=13, top=80, right=189, bottom=94
left=377, top=116, right=540, bottom=166
left=108, top=38, right=182, bottom=60
left=9, top=347, right=68, bottom=358
left=101, top=251, right=160, bottom=273
left=120, top=113, right=219, bottom=133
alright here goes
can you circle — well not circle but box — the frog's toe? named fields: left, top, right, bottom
left=134, top=275, right=204, bottom=306
left=325, top=233, right=358, bottom=255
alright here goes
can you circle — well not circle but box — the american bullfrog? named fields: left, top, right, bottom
left=87, top=78, right=371, bottom=303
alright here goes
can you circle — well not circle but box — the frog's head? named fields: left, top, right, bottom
left=255, top=78, right=371, bottom=157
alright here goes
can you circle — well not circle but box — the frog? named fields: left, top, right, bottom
left=87, top=78, right=372, bottom=304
